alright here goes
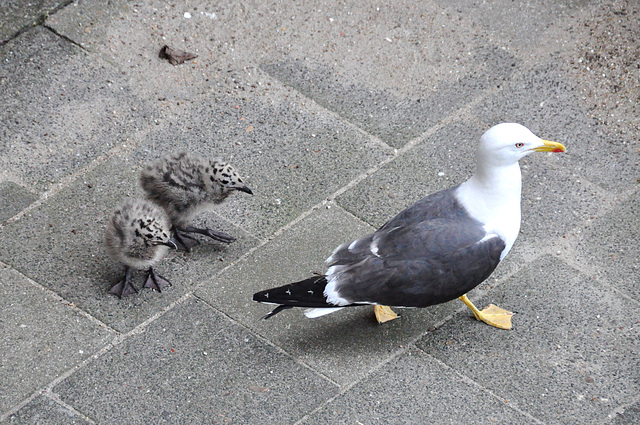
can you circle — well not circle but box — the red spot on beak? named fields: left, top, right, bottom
left=552, top=148, right=564, bottom=153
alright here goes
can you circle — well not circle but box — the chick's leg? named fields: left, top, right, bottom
left=181, top=225, right=236, bottom=244
left=109, top=267, right=138, bottom=298
left=143, top=267, right=172, bottom=292
left=172, top=227, right=201, bottom=251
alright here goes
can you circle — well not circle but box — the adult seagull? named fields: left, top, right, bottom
left=253, top=123, right=566, bottom=329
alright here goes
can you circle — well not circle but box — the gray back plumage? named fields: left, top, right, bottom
left=326, top=186, right=505, bottom=307
left=104, top=199, right=172, bottom=269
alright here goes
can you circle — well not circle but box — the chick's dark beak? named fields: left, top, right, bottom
left=162, top=238, right=178, bottom=249
left=236, top=184, right=253, bottom=195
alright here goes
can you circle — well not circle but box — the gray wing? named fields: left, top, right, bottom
left=140, top=155, right=207, bottom=222
left=327, top=216, right=505, bottom=308
left=379, top=186, right=463, bottom=231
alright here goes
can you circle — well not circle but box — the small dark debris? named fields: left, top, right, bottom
left=159, top=45, right=197, bottom=65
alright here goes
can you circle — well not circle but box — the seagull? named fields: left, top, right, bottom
left=105, top=199, right=177, bottom=298
left=140, top=152, right=253, bottom=251
left=253, top=123, right=566, bottom=329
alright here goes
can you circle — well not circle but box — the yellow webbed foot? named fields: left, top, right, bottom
left=473, top=304, right=513, bottom=330
left=373, top=305, right=399, bottom=324
left=458, top=294, right=513, bottom=330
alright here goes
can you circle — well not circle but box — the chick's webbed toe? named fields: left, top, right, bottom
left=143, top=267, right=172, bottom=292
left=172, top=228, right=201, bottom=252
left=109, top=267, right=138, bottom=298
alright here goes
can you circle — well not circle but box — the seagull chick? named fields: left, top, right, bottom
left=105, top=199, right=177, bottom=298
left=253, top=123, right=566, bottom=329
left=140, top=152, right=253, bottom=251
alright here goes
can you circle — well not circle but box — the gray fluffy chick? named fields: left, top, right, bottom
left=105, top=199, right=177, bottom=298
left=140, top=152, right=253, bottom=251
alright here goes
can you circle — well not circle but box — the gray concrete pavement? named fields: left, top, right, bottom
left=1, top=0, right=638, bottom=423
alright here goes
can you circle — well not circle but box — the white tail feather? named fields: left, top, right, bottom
left=304, top=307, right=344, bottom=318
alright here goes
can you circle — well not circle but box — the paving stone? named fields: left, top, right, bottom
left=0, top=265, right=113, bottom=415
left=49, top=0, right=517, bottom=148
left=260, top=47, right=514, bottom=148
left=0, top=158, right=259, bottom=334
left=303, top=347, right=538, bottom=425
left=256, top=0, right=518, bottom=148
left=574, top=190, right=640, bottom=300
left=432, top=0, right=591, bottom=49
left=0, top=0, right=63, bottom=41
left=613, top=401, right=640, bottom=425
left=0, top=181, right=37, bottom=222
left=197, top=206, right=474, bottom=386
left=0, top=27, right=154, bottom=193
left=54, top=297, right=338, bottom=425
left=5, top=395, right=93, bottom=425
left=416, top=257, right=640, bottom=425
left=474, top=60, right=638, bottom=192
left=336, top=120, right=482, bottom=229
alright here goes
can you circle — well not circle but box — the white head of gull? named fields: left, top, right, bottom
left=456, top=123, right=563, bottom=260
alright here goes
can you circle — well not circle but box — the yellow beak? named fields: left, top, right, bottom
left=532, top=140, right=566, bottom=153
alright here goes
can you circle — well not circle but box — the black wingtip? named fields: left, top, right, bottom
left=252, top=291, right=267, bottom=302
left=261, top=305, right=293, bottom=320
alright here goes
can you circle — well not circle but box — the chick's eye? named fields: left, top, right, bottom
left=515, top=142, right=524, bottom=148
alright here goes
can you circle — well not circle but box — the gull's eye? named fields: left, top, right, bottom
left=515, top=142, right=524, bottom=148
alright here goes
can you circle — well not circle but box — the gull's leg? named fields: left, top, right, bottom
left=458, top=294, right=513, bottom=330
left=182, top=225, right=236, bottom=244
left=143, top=267, right=172, bottom=292
left=109, top=267, right=138, bottom=298
left=373, top=305, right=400, bottom=324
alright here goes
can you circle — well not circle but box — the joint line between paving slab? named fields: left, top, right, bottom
left=0, top=337, right=119, bottom=423
left=0, top=293, right=197, bottom=422
left=564, top=259, right=640, bottom=309
left=0, top=118, right=170, bottom=229
left=1, top=149, right=117, bottom=228
left=255, top=66, right=397, bottom=154
left=0, top=261, right=119, bottom=335
left=285, top=89, right=492, bottom=214
left=290, top=299, right=484, bottom=425
left=43, top=391, right=97, bottom=424
left=0, top=0, right=74, bottom=46
left=607, top=392, right=640, bottom=423
left=536, top=189, right=640, bottom=309
left=316, top=84, right=502, bottom=214
left=192, top=293, right=342, bottom=388
left=412, top=344, right=545, bottom=424
left=43, top=24, right=88, bottom=51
